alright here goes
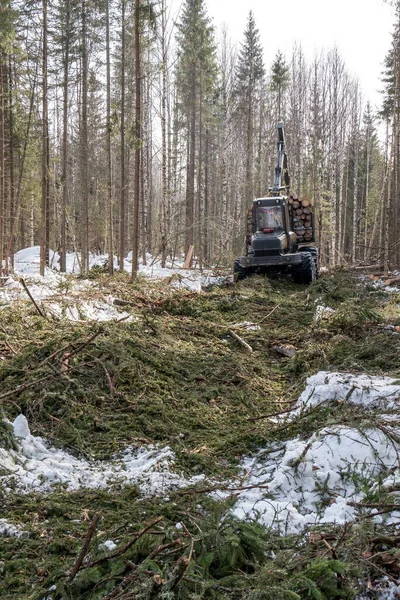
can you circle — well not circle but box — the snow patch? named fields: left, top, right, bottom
left=231, top=321, right=261, bottom=331
left=314, top=305, right=335, bottom=321
left=229, top=425, right=398, bottom=535
left=46, top=299, right=133, bottom=322
left=0, top=247, right=229, bottom=320
left=0, top=415, right=203, bottom=495
left=356, top=579, right=400, bottom=599
left=10, top=246, right=227, bottom=289
left=219, top=372, right=400, bottom=534
left=0, top=273, right=133, bottom=322
left=99, top=540, right=117, bottom=552
left=0, top=519, right=25, bottom=538
left=13, top=414, right=31, bottom=438
left=294, top=371, right=400, bottom=413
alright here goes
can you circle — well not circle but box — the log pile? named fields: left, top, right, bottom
left=288, top=194, right=314, bottom=243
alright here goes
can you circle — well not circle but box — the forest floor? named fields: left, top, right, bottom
left=1, top=248, right=400, bottom=600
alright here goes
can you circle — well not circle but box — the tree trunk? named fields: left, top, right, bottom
left=80, top=0, right=89, bottom=274
left=60, top=0, right=70, bottom=272
left=7, top=57, right=15, bottom=268
left=160, top=0, right=168, bottom=267
left=106, top=0, right=114, bottom=274
left=131, top=0, right=141, bottom=279
left=40, top=0, right=49, bottom=276
left=0, top=57, right=5, bottom=276
left=185, top=79, right=196, bottom=261
left=119, top=0, right=126, bottom=271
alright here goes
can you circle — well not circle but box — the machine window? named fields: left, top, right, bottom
left=256, top=206, right=283, bottom=232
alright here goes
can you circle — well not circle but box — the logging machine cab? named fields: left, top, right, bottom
left=248, top=196, right=297, bottom=257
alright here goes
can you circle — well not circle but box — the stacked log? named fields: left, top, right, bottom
left=288, top=194, right=314, bottom=243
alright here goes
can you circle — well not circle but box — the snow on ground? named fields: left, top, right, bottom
left=356, top=579, right=400, bottom=600
left=294, top=371, right=400, bottom=413
left=5, top=374, right=394, bottom=529
left=99, top=540, right=118, bottom=552
left=0, top=519, right=25, bottom=538
left=228, top=425, right=398, bottom=535
left=45, top=299, right=134, bottom=322
left=12, top=246, right=226, bottom=288
left=0, top=415, right=203, bottom=496
left=0, top=274, right=133, bottom=322
left=314, top=304, right=335, bottom=321
left=2, top=372, right=399, bottom=537
left=231, top=321, right=261, bottom=331
left=0, top=247, right=228, bottom=320
left=214, top=371, right=400, bottom=535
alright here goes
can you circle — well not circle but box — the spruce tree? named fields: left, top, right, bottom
left=270, top=50, right=290, bottom=119
left=380, top=48, right=396, bottom=121
left=379, top=6, right=400, bottom=268
left=232, top=11, right=264, bottom=206
left=358, top=103, right=382, bottom=261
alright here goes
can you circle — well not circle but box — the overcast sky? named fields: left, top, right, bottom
left=172, top=0, right=396, bottom=109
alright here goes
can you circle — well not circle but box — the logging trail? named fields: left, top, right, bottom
left=1, top=248, right=400, bottom=599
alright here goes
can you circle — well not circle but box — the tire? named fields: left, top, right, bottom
left=233, top=258, right=250, bottom=281
left=300, top=246, right=319, bottom=279
left=292, top=251, right=316, bottom=284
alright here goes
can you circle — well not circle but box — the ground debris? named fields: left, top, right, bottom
left=273, top=343, right=297, bottom=357
left=1, top=267, right=400, bottom=599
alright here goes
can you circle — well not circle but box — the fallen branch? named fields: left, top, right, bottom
left=351, top=265, right=384, bottom=271
left=148, top=539, right=183, bottom=560
left=101, top=563, right=154, bottom=600
left=228, top=329, right=253, bottom=352
left=68, top=513, right=101, bottom=583
left=98, top=539, right=177, bottom=600
left=36, top=329, right=105, bottom=374
left=248, top=406, right=295, bottom=422
left=146, top=555, right=190, bottom=599
left=0, top=374, right=54, bottom=401
left=20, top=278, right=47, bottom=318
left=164, top=555, right=190, bottom=591
left=370, top=535, right=400, bottom=546
left=174, top=481, right=270, bottom=497
left=359, top=555, right=398, bottom=583
left=3, top=340, right=18, bottom=355
left=91, top=356, right=121, bottom=396
left=67, top=329, right=104, bottom=360
left=80, top=517, right=163, bottom=572
left=348, top=502, right=400, bottom=510
left=258, top=304, right=280, bottom=324
left=113, top=298, right=136, bottom=307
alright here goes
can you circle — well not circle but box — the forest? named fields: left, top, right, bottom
left=0, top=0, right=399, bottom=276
left=2, top=2, right=400, bottom=600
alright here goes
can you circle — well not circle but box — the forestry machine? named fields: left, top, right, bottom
left=233, top=122, right=319, bottom=284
